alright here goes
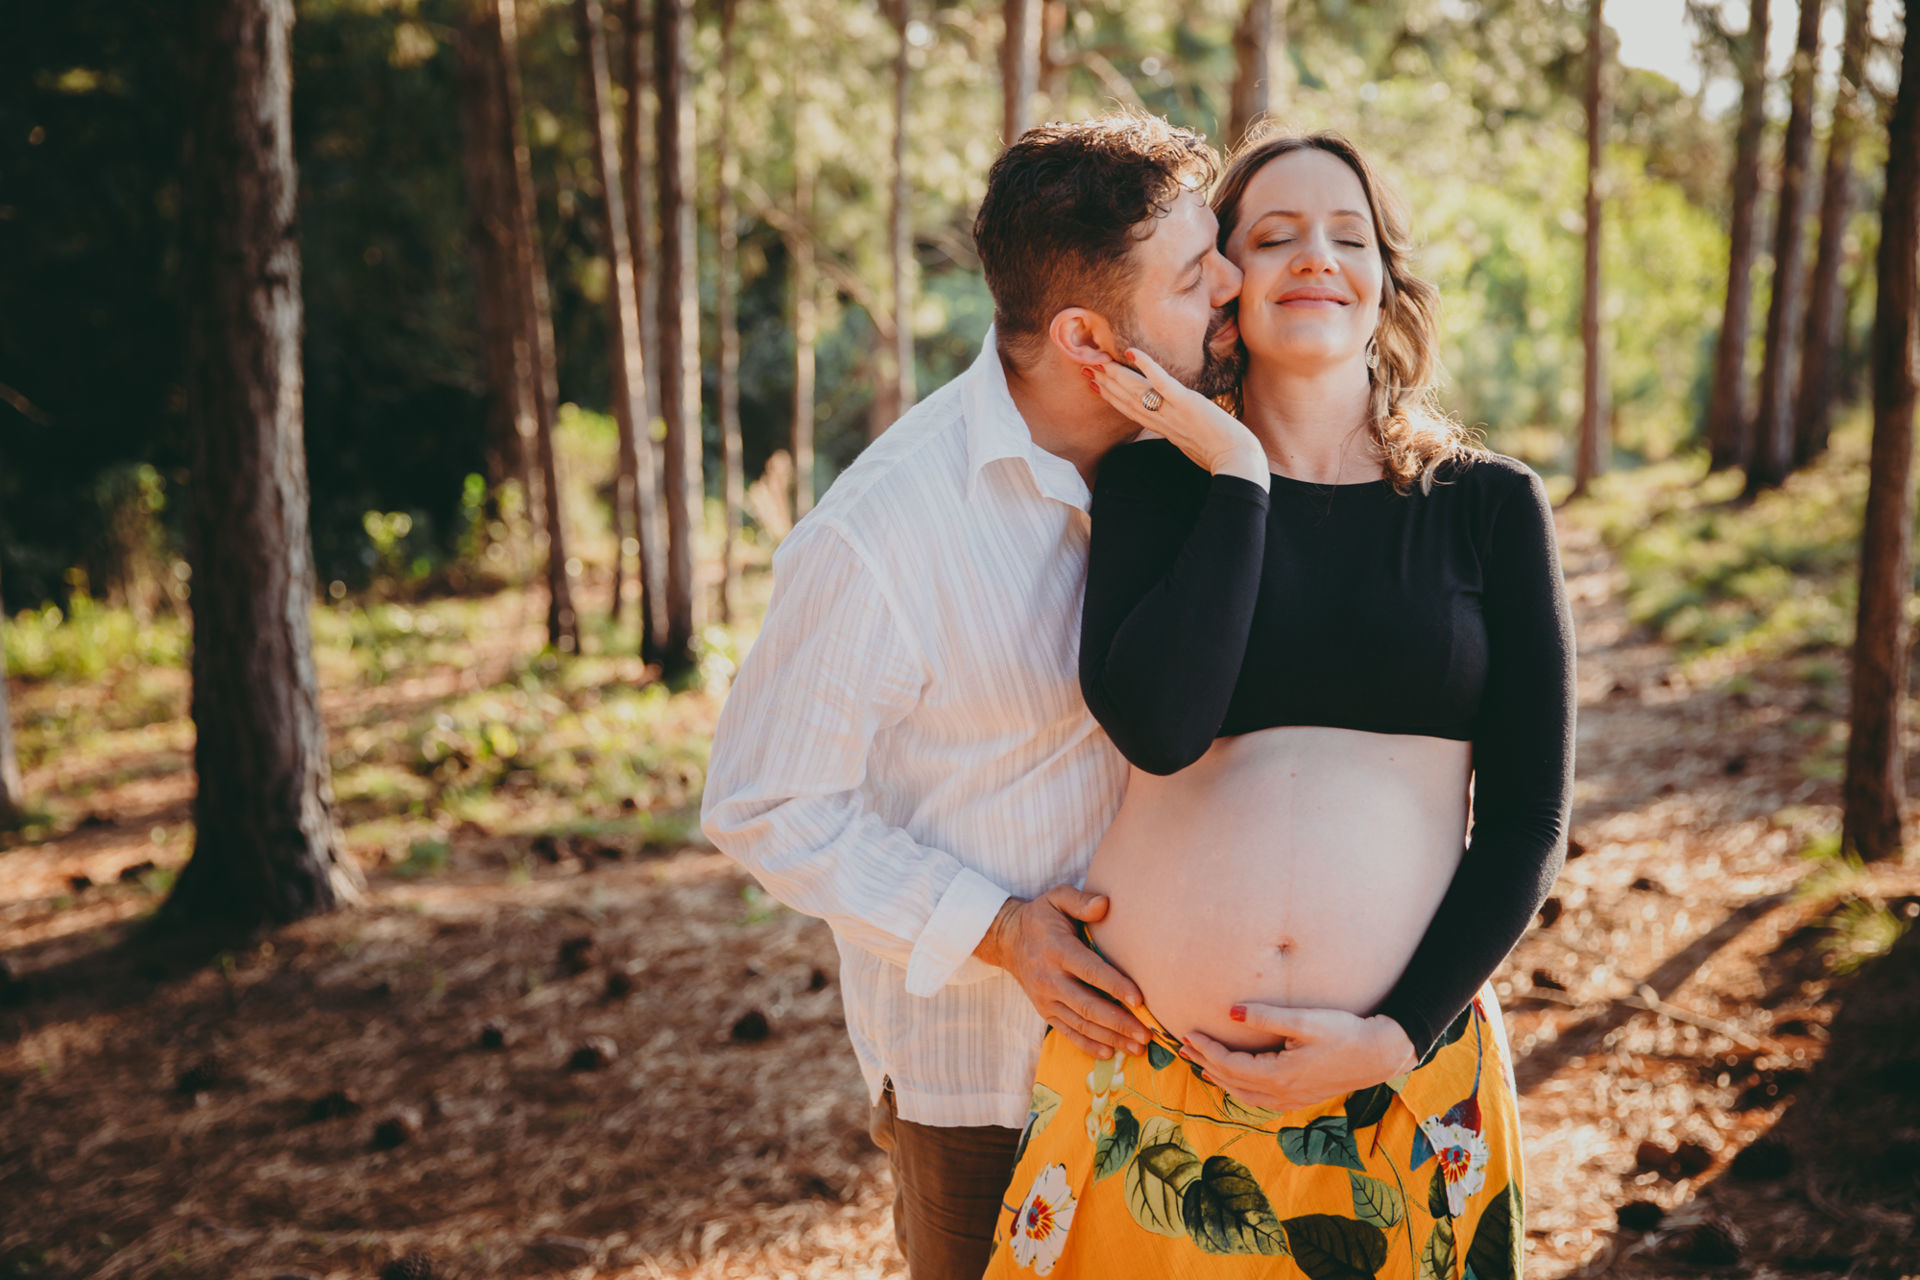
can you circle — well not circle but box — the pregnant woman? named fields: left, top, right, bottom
left=984, top=132, right=1575, bottom=1279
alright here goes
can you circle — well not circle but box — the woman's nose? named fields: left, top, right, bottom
left=1292, top=233, right=1338, bottom=273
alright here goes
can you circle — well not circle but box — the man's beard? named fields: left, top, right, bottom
left=1119, top=305, right=1246, bottom=401
left=1191, top=306, right=1247, bottom=399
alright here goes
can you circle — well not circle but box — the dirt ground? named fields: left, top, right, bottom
left=3, top=516, right=1918, bottom=1280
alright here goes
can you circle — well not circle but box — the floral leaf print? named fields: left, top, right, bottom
left=1347, top=1171, right=1405, bottom=1230
left=1281, top=1213, right=1390, bottom=1280
left=1279, top=1115, right=1367, bottom=1171
left=1094, top=1104, right=1141, bottom=1182
left=1425, top=1122, right=1491, bottom=1218
left=1180, top=1155, right=1291, bottom=1256
left=1087, top=1052, right=1125, bottom=1095
left=1344, top=1083, right=1395, bottom=1132
left=1463, top=1179, right=1521, bottom=1280
left=1218, top=1091, right=1281, bottom=1126
left=1124, top=1119, right=1200, bottom=1239
left=1440, top=1093, right=1483, bottom=1134
left=1084, top=1055, right=1128, bottom=1142
left=1009, top=1162, right=1078, bottom=1276
left=1417, top=1216, right=1456, bottom=1280
left=1146, top=1041, right=1176, bottom=1071
left=1029, top=1083, right=1062, bottom=1134
left=1013, top=1082, right=1063, bottom=1166
left=1427, top=1165, right=1451, bottom=1220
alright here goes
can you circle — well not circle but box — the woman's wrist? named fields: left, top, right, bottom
left=1210, top=443, right=1271, bottom=490
left=1368, top=1014, right=1420, bottom=1075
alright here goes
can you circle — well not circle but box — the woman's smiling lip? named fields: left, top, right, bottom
left=1274, top=287, right=1350, bottom=306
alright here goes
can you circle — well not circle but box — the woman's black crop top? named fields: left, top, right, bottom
left=1080, top=438, right=1576, bottom=1056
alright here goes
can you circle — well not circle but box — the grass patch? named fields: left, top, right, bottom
left=1568, top=414, right=1873, bottom=674
left=3, top=594, right=187, bottom=682
left=1794, top=832, right=1916, bottom=975
left=391, top=838, right=450, bottom=877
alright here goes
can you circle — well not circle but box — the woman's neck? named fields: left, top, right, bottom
left=1241, top=357, right=1381, bottom=484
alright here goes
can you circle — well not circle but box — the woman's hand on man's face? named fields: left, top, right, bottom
left=1085, top=348, right=1270, bottom=489
left=1180, top=1005, right=1419, bottom=1114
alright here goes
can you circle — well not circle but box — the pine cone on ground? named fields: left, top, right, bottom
left=379, top=1251, right=435, bottom=1280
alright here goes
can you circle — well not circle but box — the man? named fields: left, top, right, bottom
left=700, top=113, right=1245, bottom=1280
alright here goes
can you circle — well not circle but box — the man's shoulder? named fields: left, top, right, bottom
left=802, top=379, right=973, bottom=543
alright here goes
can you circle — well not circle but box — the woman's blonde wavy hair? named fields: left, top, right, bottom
left=1211, top=127, right=1481, bottom=494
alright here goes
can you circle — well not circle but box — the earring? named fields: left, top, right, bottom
left=1365, top=336, right=1380, bottom=372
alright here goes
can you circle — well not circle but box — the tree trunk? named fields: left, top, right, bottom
left=790, top=66, right=817, bottom=518
left=654, top=0, right=699, bottom=672
left=619, top=0, right=665, bottom=656
left=0, top=556, right=21, bottom=827
left=1229, top=0, right=1286, bottom=152
left=1001, top=0, right=1037, bottom=143
left=497, top=0, right=577, bottom=650
left=878, top=0, right=916, bottom=443
left=165, top=0, right=359, bottom=933
left=715, top=0, right=743, bottom=623
left=453, top=2, right=532, bottom=503
left=1796, top=0, right=1870, bottom=466
left=576, top=0, right=660, bottom=649
left=1842, top=0, right=1920, bottom=863
left=1706, top=0, right=1770, bottom=472
left=622, top=0, right=662, bottom=442
left=1573, top=0, right=1608, bottom=496
left=1039, top=0, right=1068, bottom=110
left=1746, top=0, right=1825, bottom=494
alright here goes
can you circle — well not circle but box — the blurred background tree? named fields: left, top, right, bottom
left=4, top=0, right=1838, bottom=613
left=1, top=0, right=1909, bottom=663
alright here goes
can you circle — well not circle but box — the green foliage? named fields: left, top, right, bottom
left=3, top=591, right=187, bottom=681
left=1794, top=833, right=1916, bottom=976
left=392, top=838, right=451, bottom=876
left=4, top=0, right=1875, bottom=613
left=1577, top=416, right=1874, bottom=671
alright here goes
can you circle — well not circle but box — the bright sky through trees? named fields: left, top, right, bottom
left=1609, top=0, right=1705, bottom=93
left=1612, top=0, right=1896, bottom=115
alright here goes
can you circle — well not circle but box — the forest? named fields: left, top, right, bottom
left=4, top=0, right=1920, bottom=1277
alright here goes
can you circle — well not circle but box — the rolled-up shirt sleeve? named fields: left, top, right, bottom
left=700, top=519, right=1008, bottom=996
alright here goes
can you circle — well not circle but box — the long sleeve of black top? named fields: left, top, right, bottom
left=1078, top=463, right=1272, bottom=776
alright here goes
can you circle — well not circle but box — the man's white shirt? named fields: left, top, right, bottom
left=701, top=330, right=1128, bottom=1128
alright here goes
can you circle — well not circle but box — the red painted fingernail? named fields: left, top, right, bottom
left=1229, top=1004, right=1246, bottom=1022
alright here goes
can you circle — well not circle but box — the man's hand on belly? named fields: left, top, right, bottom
left=974, top=886, right=1152, bottom=1059
left=1181, top=1007, right=1419, bottom=1113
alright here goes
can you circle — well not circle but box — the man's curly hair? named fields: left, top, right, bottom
left=974, top=113, right=1219, bottom=366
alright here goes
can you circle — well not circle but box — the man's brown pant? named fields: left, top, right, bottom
left=868, top=1082, right=1024, bottom=1280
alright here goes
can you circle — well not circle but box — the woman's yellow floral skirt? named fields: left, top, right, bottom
left=983, top=992, right=1523, bottom=1279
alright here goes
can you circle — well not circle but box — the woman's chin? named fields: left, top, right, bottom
left=1240, top=336, right=1365, bottom=373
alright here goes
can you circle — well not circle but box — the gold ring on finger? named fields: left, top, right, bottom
left=1141, top=389, right=1164, bottom=411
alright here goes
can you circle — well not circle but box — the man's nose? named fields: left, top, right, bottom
left=1209, top=251, right=1243, bottom=305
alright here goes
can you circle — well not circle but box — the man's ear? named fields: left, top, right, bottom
left=1047, top=307, right=1117, bottom=368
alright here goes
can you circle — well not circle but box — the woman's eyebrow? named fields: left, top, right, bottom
left=1242, top=208, right=1370, bottom=228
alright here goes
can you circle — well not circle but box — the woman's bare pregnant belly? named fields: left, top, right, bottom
left=1085, top=726, right=1471, bottom=1053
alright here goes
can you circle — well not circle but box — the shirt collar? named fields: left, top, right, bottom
left=962, top=327, right=1093, bottom=513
